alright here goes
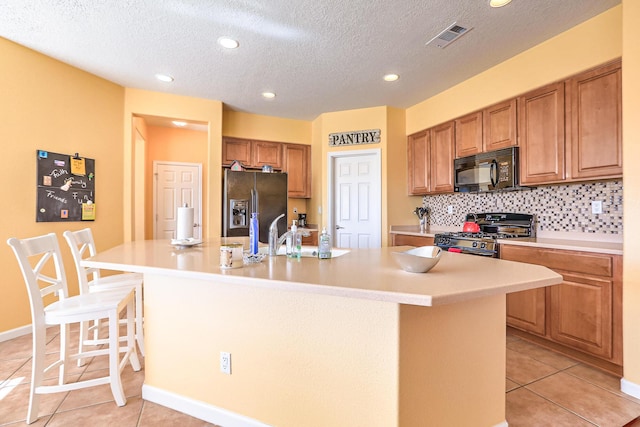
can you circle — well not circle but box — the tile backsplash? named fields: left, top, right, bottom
left=421, top=181, right=623, bottom=234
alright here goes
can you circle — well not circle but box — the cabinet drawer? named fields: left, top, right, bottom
left=499, top=245, right=613, bottom=277
left=391, top=234, right=434, bottom=247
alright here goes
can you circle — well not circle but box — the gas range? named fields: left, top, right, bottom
left=434, top=213, right=535, bottom=257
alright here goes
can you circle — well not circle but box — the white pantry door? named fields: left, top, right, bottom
left=330, top=151, right=381, bottom=249
left=154, top=162, right=202, bottom=239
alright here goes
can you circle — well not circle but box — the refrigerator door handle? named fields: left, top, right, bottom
left=251, top=188, right=258, bottom=214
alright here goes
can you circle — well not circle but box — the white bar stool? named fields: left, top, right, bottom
left=63, top=228, right=145, bottom=359
left=7, top=233, right=141, bottom=424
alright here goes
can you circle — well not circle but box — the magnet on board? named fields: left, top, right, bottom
left=61, top=210, right=68, bottom=219
left=38, top=150, right=48, bottom=159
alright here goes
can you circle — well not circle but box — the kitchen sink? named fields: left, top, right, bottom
left=259, top=246, right=350, bottom=258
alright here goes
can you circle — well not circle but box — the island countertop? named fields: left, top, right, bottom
left=84, top=239, right=561, bottom=307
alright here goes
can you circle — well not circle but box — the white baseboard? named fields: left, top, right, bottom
left=621, top=378, right=640, bottom=399
left=0, top=325, right=31, bottom=343
left=142, top=384, right=272, bottom=427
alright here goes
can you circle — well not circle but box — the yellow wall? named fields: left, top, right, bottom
left=313, top=106, right=392, bottom=246
left=222, top=110, right=313, bottom=224
left=406, top=5, right=622, bottom=134
left=123, top=89, right=223, bottom=241
left=0, top=37, right=125, bottom=332
left=622, top=0, right=640, bottom=385
left=144, top=125, right=209, bottom=239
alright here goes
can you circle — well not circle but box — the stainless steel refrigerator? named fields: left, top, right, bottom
left=222, top=170, right=288, bottom=243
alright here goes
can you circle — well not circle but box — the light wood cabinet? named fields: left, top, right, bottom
left=253, top=140, right=283, bottom=169
left=283, top=143, right=311, bottom=198
left=483, top=98, right=517, bottom=152
left=390, top=234, right=434, bottom=247
left=455, top=111, right=483, bottom=158
left=566, top=60, right=622, bottom=180
left=407, top=130, right=430, bottom=195
left=223, top=137, right=311, bottom=198
left=501, top=244, right=622, bottom=370
left=222, top=137, right=283, bottom=169
left=518, top=82, right=566, bottom=185
left=430, top=122, right=455, bottom=193
left=222, top=137, right=252, bottom=166
left=519, top=59, right=622, bottom=185
left=454, top=99, right=516, bottom=158
left=407, top=122, right=455, bottom=195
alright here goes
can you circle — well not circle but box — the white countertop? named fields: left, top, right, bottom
left=389, top=225, right=623, bottom=255
left=84, top=239, right=561, bottom=307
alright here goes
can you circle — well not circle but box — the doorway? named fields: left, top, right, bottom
left=327, top=149, right=381, bottom=248
left=153, top=161, right=203, bottom=240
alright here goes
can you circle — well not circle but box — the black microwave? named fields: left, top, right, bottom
left=454, top=147, right=521, bottom=192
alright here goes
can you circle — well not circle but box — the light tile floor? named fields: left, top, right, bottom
left=506, top=332, right=640, bottom=427
left=2, top=327, right=640, bottom=426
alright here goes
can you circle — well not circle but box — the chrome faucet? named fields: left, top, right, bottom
left=268, top=213, right=311, bottom=256
left=268, top=214, right=286, bottom=256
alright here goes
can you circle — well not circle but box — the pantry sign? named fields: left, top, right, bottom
left=329, top=129, right=380, bottom=146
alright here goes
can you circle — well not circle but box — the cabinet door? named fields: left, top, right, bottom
left=430, top=121, right=455, bottom=193
left=506, top=289, right=546, bottom=336
left=501, top=245, right=546, bottom=335
left=253, top=140, right=283, bottom=169
left=566, top=60, right=622, bottom=180
left=391, top=234, right=434, bottom=247
left=518, top=82, right=565, bottom=185
left=283, top=143, right=311, bottom=198
left=484, top=99, right=517, bottom=152
left=407, top=131, right=430, bottom=195
left=455, top=111, right=483, bottom=158
left=549, top=273, right=613, bottom=360
left=222, top=137, right=252, bottom=166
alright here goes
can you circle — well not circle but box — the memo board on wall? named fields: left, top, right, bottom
left=36, top=150, right=96, bottom=222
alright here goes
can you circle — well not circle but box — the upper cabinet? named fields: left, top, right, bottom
left=282, top=143, right=311, bottom=198
left=518, top=82, right=566, bottom=185
left=407, top=130, right=430, bottom=195
left=222, top=137, right=311, bottom=198
left=566, top=60, right=622, bottom=180
left=483, top=99, right=517, bottom=152
left=455, top=111, right=483, bottom=158
left=407, top=122, right=454, bottom=195
left=519, top=59, right=622, bottom=186
left=454, top=99, right=517, bottom=158
left=430, top=121, right=455, bottom=193
left=222, top=137, right=252, bottom=166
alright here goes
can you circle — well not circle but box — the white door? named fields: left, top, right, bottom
left=154, top=162, right=202, bottom=240
left=330, top=150, right=381, bottom=248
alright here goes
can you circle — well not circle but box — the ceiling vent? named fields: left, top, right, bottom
left=426, top=22, right=472, bottom=49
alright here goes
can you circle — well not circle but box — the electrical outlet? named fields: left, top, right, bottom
left=447, top=205, right=454, bottom=215
left=591, top=200, right=603, bottom=215
left=220, top=351, right=231, bottom=375
left=318, top=206, right=322, bottom=215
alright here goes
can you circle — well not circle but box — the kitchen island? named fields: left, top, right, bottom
left=83, top=240, right=562, bottom=427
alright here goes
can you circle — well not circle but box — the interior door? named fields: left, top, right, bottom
left=331, top=152, right=381, bottom=249
left=154, top=162, right=202, bottom=239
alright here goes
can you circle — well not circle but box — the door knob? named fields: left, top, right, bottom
left=335, top=225, right=345, bottom=230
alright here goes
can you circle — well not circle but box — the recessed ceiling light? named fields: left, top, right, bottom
left=155, top=73, right=174, bottom=82
left=218, top=37, right=239, bottom=49
left=384, top=74, right=399, bottom=82
left=489, top=0, right=512, bottom=7
left=172, top=121, right=187, bottom=127
left=262, top=92, right=276, bottom=99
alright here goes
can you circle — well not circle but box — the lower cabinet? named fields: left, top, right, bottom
left=390, top=234, right=434, bottom=247
left=501, top=245, right=622, bottom=370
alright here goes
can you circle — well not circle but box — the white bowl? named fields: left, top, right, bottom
left=391, top=246, right=442, bottom=273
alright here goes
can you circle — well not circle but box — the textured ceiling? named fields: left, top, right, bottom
left=0, top=0, right=620, bottom=122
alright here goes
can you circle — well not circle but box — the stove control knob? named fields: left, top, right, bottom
left=480, top=243, right=486, bottom=249
left=472, top=241, right=478, bottom=248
